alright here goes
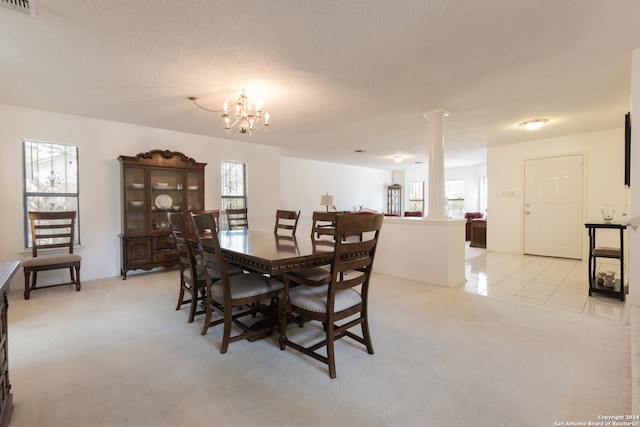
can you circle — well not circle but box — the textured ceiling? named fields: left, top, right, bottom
left=1, top=0, right=639, bottom=170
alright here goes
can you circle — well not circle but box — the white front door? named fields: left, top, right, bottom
left=523, top=155, right=584, bottom=259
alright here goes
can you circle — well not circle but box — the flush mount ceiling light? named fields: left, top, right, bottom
left=393, top=155, right=404, bottom=163
left=189, top=90, right=270, bottom=136
left=519, top=118, right=548, bottom=131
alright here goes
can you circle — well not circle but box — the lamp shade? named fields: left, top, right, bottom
left=320, top=194, right=334, bottom=206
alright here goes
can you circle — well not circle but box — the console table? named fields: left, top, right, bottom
left=585, top=221, right=626, bottom=301
left=0, top=261, right=19, bottom=427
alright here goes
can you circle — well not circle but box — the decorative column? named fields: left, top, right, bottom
left=422, top=109, right=450, bottom=221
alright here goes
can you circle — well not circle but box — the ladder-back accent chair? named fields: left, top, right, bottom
left=22, top=211, right=81, bottom=300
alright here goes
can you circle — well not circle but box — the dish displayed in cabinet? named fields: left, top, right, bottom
left=154, top=194, right=173, bottom=210
left=130, top=183, right=144, bottom=189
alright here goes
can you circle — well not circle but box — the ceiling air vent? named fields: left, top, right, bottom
left=0, top=0, right=33, bottom=15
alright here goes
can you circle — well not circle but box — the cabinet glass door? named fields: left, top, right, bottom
left=150, top=168, right=182, bottom=231
left=124, top=166, right=146, bottom=233
left=387, top=184, right=401, bottom=216
left=187, top=171, right=204, bottom=211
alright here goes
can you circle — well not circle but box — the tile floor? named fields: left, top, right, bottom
left=463, top=245, right=627, bottom=323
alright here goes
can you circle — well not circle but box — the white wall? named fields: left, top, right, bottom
left=487, top=128, right=629, bottom=257
left=376, top=217, right=466, bottom=287
left=0, top=104, right=281, bottom=285
left=279, top=156, right=391, bottom=236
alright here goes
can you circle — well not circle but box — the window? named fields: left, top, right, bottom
left=408, top=181, right=424, bottom=213
left=445, top=179, right=465, bottom=218
left=23, top=140, right=80, bottom=248
left=220, top=160, right=247, bottom=211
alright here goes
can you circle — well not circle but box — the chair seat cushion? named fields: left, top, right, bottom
left=288, top=266, right=330, bottom=282
left=184, top=264, right=207, bottom=282
left=212, top=273, right=283, bottom=300
left=22, top=254, right=81, bottom=268
left=206, top=260, right=244, bottom=276
left=289, top=285, right=362, bottom=313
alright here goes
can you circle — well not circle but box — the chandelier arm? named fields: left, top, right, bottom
left=188, top=97, right=222, bottom=113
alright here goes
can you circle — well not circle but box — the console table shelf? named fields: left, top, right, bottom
left=0, top=261, right=19, bottom=427
left=584, top=221, right=627, bottom=301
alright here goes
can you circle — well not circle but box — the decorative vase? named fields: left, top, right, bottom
left=601, top=205, right=615, bottom=222
left=603, top=271, right=616, bottom=287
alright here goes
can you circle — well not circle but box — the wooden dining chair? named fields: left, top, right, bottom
left=22, top=211, right=81, bottom=300
left=279, top=213, right=384, bottom=378
left=190, top=211, right=244, bottom=283
left=167, top=211, right=207, bottom=323
left=310, top=211, right=339, bottom=240
left=274, top=209, right=301, bottom=235
left=284, top=211, right=344, bottom=298
left=199, top=228, right=284, bottom=353
left=191, top=209, right=221, bottom=231
left=226, top=208, right=249, bottom=230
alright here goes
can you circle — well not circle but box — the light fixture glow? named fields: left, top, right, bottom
left=519, top=118, right=548, bottom=131
left=393, top=155, right=403, bottom=163
left=189, top=90, right=270, bottom=136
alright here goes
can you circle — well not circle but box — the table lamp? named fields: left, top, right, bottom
left=320, top=193, right=334, bottom=212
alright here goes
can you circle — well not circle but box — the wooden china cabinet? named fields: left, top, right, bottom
left=118, top=150, right=206, bottom=279
left=387, top=184, right=401, bottom=216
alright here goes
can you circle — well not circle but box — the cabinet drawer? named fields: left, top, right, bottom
left=125, top=238, right=152, bottom=265
left=154, top=235, right=175, bottom=250
left=153, top=249, right=177, bottom=263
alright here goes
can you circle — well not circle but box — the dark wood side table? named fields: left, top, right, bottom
left=0, top=261, right=19, bottom=427
left=470, top=219, right=487, bottom=248
left=585, top=221, right=627, bottom=301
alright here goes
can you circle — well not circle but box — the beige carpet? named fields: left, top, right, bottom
left=6, top=270, right=630, bottom=427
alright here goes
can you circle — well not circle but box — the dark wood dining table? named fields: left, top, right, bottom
left=198, top=230, right=335, bottom=341
left=201, top=229, right=334, bottom=275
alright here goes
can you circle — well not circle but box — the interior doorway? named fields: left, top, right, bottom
left=523, top=154, right=584, bottom=259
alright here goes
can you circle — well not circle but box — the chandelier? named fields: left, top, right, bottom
left=188, top=90, right=270, bottom=135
